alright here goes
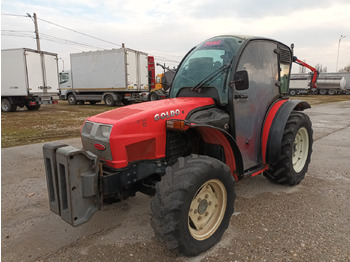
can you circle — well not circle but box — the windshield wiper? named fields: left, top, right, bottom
left=191, top=64, right=230, bottom=93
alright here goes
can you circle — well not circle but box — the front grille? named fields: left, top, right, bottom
left=81, top=121, right=113, bottom=161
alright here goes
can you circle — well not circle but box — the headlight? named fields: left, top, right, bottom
left=82, top=121, right=93, bottom=135
left=96, top=124, right=112, bottom=139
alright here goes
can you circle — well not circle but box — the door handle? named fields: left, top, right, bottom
left=234, top=94, right=248, bottom=99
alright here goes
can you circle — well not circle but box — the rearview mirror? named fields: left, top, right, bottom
left=232, top=70, right=249, bottom=90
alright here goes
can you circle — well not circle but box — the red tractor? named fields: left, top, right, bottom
left=44, top=35, right=313, bottom=256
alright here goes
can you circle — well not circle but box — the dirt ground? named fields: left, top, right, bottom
left=1, top=99, right=350, bottom=261
left=1, top=101, right=116, bottom=148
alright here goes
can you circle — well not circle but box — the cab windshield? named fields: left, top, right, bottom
left=170, top=36, right=244, bottom=104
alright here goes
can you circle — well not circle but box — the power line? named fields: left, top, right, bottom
left=2, top=29, right=33, bottom=33
left=40, top=33, right=106, bottom=49
left=36, top=16, right=181, bottom=63
left=37, top=17, right=122, bottom=48
left=1, top=32, right=35, bottom=39
left=2, top=30, right=106, bottom=50
left=1, top=13, right=27, bottom=17
left=153, top=56, right=180, bottom=63
left=2, top=12, right=181, bottom=65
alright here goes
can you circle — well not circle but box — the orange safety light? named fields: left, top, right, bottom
left=166, top=119, right=189, bottom=131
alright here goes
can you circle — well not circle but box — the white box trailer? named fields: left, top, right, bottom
left=1, top=48, right=59, bottom=112
left=60, top=48, right=151, bottom=106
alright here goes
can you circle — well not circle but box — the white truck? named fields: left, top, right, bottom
left=59, top=48, right=151, bottom=106
left=1, top=48, right=59, bottom=112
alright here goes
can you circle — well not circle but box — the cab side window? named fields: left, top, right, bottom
left=237, top=40, right=279, bottom=90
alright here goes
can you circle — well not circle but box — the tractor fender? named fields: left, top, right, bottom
left=190, top=124, right=244, bottom=181
left=262, top=99, right=311, bottom=165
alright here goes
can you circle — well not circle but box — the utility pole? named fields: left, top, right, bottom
left=336, top=35, right=346, bottom=72
left=33, top=13, right=41, bottom=51
left=27, top=13, right=41, bottom=51
left=27, top=13, right=46, bottom=92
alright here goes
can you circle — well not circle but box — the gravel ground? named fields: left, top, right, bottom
left=1, top=101, right=350, bottom=262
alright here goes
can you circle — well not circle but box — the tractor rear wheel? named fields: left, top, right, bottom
left=264, top=111, right=313, bottom=186
left=151, top=155, right=235, bottom=256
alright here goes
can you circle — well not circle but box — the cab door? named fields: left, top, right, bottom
left=233, top=40, right=279, bottom=170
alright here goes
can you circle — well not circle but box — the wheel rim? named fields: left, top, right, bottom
left=292, top=127, right=309, bottom=173
left=188, top=179, right=227, bottom=241
left=2, top=101, right=9, bottom=111
left=68, top=96, right=75, bottom=103
left=105, top=96, right=113, bottom=105
left=150, top=94, right=157, bottom=101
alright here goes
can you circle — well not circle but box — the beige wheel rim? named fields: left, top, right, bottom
left=293, top=127, right=309, bottom=173
left=188, top=179, right=227, bottom=241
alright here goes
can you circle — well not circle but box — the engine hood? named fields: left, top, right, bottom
left=84, top=97, right=215, bottom=169
left=87, top=97, right=215, bottom=124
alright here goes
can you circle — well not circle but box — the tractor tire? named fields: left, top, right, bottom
left=264, top=111, right=313, bottom=186
left=104, top=94, right=115, bottom=106
left=67, top=94, right=77, bottom=105
left=151, top=154, right=235, bottom=256
left=1, top=98, right=16, bottom=112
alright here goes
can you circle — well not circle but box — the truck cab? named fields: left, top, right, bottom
left=59, top=70, right=71, bottom=100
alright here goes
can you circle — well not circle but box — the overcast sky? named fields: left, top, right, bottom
left=2, top=0, right=350, bottom=73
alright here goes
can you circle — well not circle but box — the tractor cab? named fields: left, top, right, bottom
left=170, top=35, right=291, bottom=104
left=170, top=35, right=293, bottom=170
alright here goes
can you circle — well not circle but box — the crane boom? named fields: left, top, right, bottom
left=293, top=56, right=319, bottom=89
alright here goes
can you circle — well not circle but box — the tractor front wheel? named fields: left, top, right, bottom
left=151, top=155, right=235, bottom=256
left=264, top=111, right=313, bottom=186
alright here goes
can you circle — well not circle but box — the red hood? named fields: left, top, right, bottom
left=87, top=97, right=215, bottom=125
left=85, top=97, right=215, bottom=169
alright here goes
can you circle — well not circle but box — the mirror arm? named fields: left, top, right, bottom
left=229, top=79, right=243, bottom=88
